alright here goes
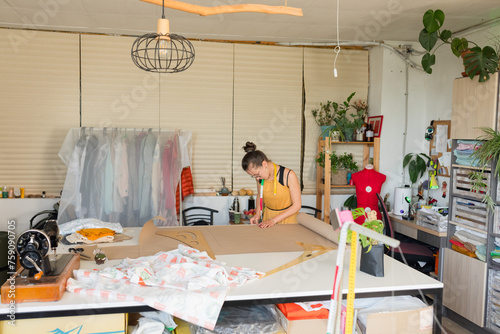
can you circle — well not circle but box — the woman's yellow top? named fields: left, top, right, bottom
left=262, top=163, right=297, bottom=224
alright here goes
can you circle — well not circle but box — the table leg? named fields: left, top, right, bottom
left=433, top=289, right=443, bottom=334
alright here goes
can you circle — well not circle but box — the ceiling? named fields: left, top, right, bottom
left=1, top=0, right=499, bottom=44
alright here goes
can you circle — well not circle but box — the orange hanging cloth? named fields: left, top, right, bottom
left=176, top=166, right=195, bottom=215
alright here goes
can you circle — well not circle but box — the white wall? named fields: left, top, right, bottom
left=375, top=23, right=500, bottom=210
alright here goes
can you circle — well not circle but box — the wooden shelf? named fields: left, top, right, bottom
left=451, top=164, right=491, bottom=171
left=315, top=136, right=380, bottom=224
left=449, top=220, right=487, bottom=234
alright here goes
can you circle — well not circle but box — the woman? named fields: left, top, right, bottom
left=241, top=142, right=301, bottom=228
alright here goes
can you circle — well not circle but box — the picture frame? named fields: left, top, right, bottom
left=368, top=116, right=383, bottom=137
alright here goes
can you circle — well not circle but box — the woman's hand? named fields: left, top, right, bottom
left=250, top=215, right=260, bottom=225
left=258, top=218, right=276, bottom=228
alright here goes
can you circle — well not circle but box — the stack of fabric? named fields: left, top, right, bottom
left=449, top=227, right=487, bottom=261
left=453, top=140, right=483, bottom=166
left=491, top=238, right=500, bottom=264
left=66, top=228, right=116, bottom=244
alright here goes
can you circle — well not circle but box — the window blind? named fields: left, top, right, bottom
left=0, top=29, right=80, bottom=196
left=302, top=48, right=369, bottom=193
left=232, top=44, right=303, bottom=193
left=159, top=41, right=234, bottom=193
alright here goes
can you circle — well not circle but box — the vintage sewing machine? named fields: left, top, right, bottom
left=0, top=220, right=80, bottom=303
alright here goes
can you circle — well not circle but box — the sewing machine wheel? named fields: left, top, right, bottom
left=16, top=229, right=51, bottom=270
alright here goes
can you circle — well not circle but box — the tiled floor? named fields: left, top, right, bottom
left=441, top=317, right=474, bottom=334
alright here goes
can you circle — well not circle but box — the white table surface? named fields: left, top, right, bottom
left=0, top=227, right=443, bottom=317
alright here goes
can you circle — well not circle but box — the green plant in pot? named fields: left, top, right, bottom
left=347, top=208, right=386, bottom=277
left=311, top=101, right=337, bottom=138
left=403, top=153, right=431, bottom=186
left=316, top=151, right=359, bottom=174
left=469, top=127, right=500, bottom=212
left=316, top=151, right=359, bottom=185
left=331, top=92, right=357, bottom=141
left=419, top=9, right=499, bottom=82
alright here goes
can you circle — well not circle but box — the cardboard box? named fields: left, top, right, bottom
left=357, top=299, right=433, bottom=334
left=275, top=305, right=328, bottom=334
left=0, top=312, right=127, bottom=334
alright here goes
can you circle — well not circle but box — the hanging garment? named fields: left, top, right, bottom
left=176, top=166, right=195, bottom=215
left=58, top=133, right=88, bottom=223
left=139, top=132, right=157, bottom=220
left=80, top=133, right=99, bottom=216
left=58, top=128, right=191, bottom=226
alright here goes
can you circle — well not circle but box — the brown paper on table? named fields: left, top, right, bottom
left=79, top=214, right=338, bottom=261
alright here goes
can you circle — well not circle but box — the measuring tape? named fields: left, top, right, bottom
left=345, top=230, right=358, bottom=334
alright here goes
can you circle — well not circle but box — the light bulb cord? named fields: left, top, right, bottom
left=333, top=0, right=341, bottom=77
left=162, top=0, right=165, bottom=19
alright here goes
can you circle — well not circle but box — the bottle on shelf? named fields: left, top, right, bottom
left=248, top=195, right=255, bottom=210
left=366, top=124, right=374, bottom=142
left=232, top=197, right=240, bottom=212
left=362, top=118, right=368, bottom=142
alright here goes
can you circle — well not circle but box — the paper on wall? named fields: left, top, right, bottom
left=438, top=152, right=451, bottom=169
left=436, top=125, right=448, bottom=153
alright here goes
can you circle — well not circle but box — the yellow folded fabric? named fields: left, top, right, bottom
left=77, top=228, right=116, bottom=241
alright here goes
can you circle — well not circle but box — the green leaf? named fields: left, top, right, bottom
left=419, top=29, right=438, bottom=52
left=440, top=29, right=452, bottom=42
left=421, top=53, right=435, bottom=74
left=403, top=153, right=412, bottom=168
left=451, top=38, right=468, bottom=57
left=418, top=153, right=431, bottom=161
left=463, top=46, right=499, bottom=82
left=409, top=160, right=418, bottom=184
left=416, top=155, right=427, bottom=178
left=346, top=92, right=356, bottom=104
left=351, top=207, right=365, bottom=220
left=422, top=9, right=444, bottom=33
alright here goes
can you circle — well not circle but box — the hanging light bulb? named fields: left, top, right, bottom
left=131, top=0, right=195, bottom=73
left=156, top=18, right=170, bottom=59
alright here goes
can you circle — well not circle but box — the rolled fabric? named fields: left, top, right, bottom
left=297, top=212, right=340, bottom=245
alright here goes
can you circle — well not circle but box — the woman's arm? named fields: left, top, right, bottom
left=258, top=169, right=302, bottom=228
left=250, top=178, right=262, bottom=225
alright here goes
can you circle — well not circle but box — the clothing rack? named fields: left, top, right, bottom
left=58, top=127, right=192, bottom=227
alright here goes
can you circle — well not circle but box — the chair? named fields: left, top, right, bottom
left=182, top=206, right=219, bottom=226
left=377, top=193, right=436, bottom=274
left=300, top=205, right=322, bottom=219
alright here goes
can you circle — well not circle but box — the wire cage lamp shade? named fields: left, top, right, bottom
left=131, top=32, right=195, bottom=73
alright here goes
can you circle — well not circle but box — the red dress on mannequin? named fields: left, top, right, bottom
left=351, top=166, right=386, bottom=225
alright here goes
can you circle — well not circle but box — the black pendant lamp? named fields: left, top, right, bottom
left=131, top=0, right=195, bottom=73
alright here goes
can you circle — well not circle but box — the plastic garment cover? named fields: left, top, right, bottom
left=189, top=304, right=282, bottom=334
left=58, top=128, right=191, bottom=227
left=58, top=218, right=123, bottom=235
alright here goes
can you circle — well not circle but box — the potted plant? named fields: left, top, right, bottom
left=329, top=92, right=357, bottom=141
left=316, top=151, right=359, bottom=185
left=403, top=152, right=431, bottom=186
left=468, top=127, right=500, bottom=212
left=419, top=9, right=499, bottom=82
left=93, top=248, right=107, bottom=265
left=351, top=99, right=369, bottom=141
left=348, top=208, right=386, bottom=277
left=311, top=101, right=337, bottom=138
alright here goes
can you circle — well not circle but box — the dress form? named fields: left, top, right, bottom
left=351, top=165, right=386, bottom=224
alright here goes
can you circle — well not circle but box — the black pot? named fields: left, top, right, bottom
left=360, top=243, right=384, bottom=277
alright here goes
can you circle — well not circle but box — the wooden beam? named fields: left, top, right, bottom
left=141, top=0, right=303, bottom=17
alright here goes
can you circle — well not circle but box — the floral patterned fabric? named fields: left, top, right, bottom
left=67, top=245, right=263, bottom=330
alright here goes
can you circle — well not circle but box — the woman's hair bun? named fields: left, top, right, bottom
left=242, top=142, right=257, bottom=153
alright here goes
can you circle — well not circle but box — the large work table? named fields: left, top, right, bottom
left=0, top=214, right=444, bottom=333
